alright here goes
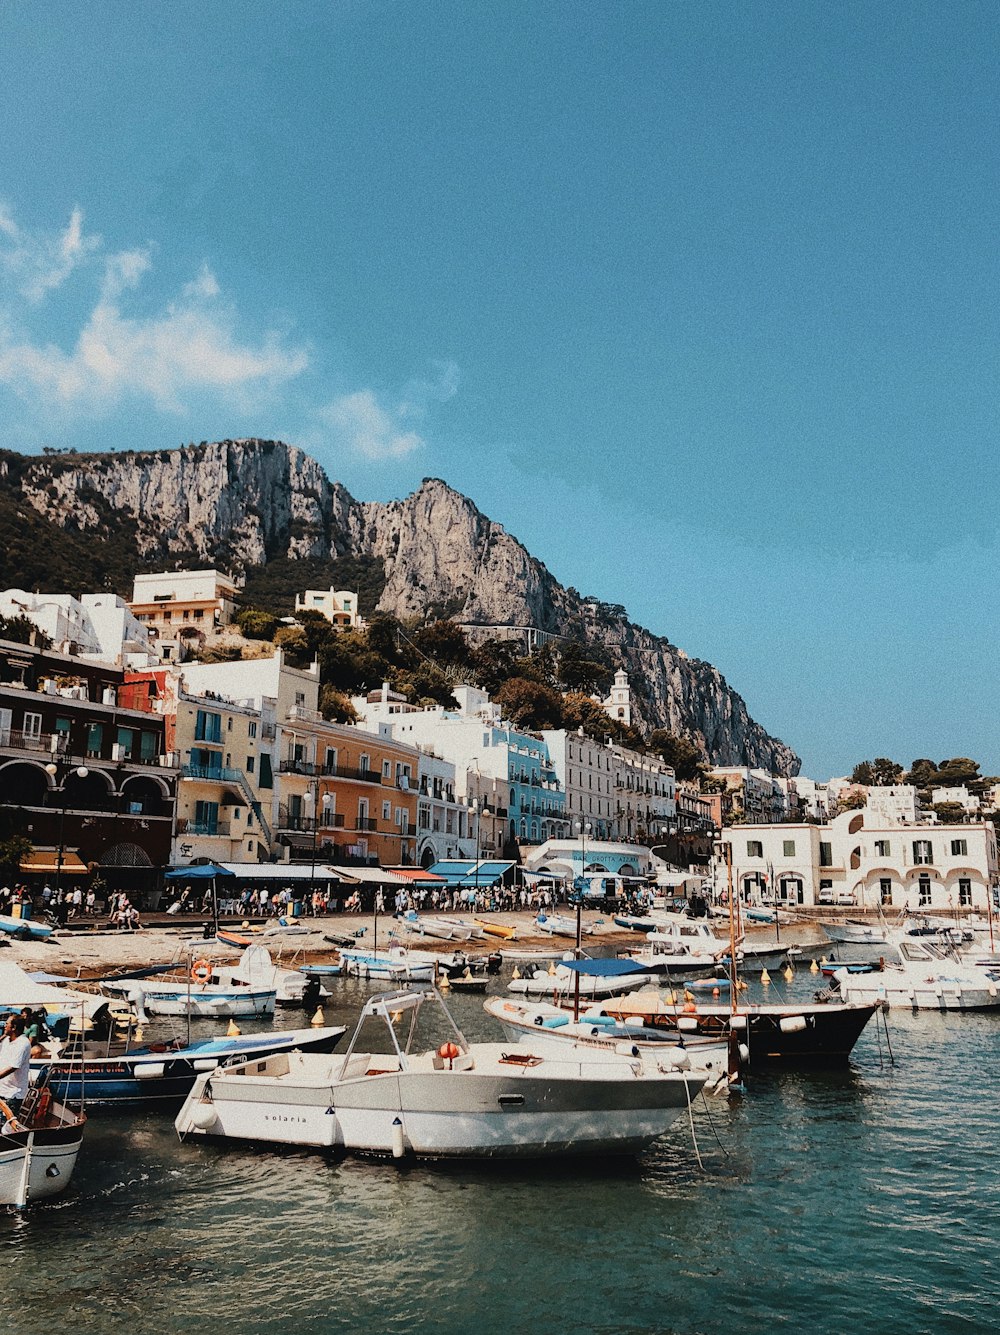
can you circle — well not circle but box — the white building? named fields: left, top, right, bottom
left=129, top=569, right=238, bottom=662
left=931, top=786, right=980, bottom=815
left=612, top=742, right=677, bottom=843
left=541, top=727, right=617, bottom=840
left=710, top=766, right=787, bottom=823
left=866, top=785, right=922, bottom=825
left=0, top=589, right=155, bottom=666
left=718, top=806, right=998, bottom=911
left=294, top=587, right=363, bottom=629
left=414, top=748, right=475, bottom=866
left=601, top=669, right=632, bottom=728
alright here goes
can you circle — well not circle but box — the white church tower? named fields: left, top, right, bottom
left=603, top=669, right=632, bottom=727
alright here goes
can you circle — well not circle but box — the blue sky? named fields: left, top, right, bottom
left=2, top=1, right=998, bottom=779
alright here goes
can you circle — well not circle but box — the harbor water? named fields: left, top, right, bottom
left=3, top=970, right=999, bottom=1335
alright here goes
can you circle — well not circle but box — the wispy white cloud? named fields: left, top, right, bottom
left=319, top=361, right=460, bottom=460
left=0, top=205, right=309, bottom=417
left=319, top=389, right=423, bottom=459
left=0, top=204, right=101, bottom=302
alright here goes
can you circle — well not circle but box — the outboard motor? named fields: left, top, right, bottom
left=301, top=977, right=321, bottom=1012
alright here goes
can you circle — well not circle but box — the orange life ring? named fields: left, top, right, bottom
left=191, top=959, right=212, bottom=983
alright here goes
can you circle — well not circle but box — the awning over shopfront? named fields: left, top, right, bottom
left=426, top=859, right=516, bottom=888
left=19, top=850, right=90, bottom=876
left=335, top=866, right=412, bottom=886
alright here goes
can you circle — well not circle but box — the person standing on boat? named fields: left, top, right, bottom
left=0, top=1015, right=31, bottom=1117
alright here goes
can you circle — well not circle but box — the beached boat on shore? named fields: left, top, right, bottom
left=175, top=985, right=707, bottom=1159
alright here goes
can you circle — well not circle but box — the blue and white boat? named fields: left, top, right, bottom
left=32, top=1023, right=348, bottom=1109
left=0, top=913, right=54, bottom=941
left=338, top=944, right=436, bottom=982
left=102, top=961, right=276, bottom=1019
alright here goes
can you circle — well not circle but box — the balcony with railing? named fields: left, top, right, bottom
left=276, top=806, right=347, bottom=833
left=177, top=818, right=233, bottom=837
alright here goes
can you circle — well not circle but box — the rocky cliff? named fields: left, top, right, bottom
left=1, top=439, right=799, bottom=774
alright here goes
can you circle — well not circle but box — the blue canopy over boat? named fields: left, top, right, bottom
left=559, top=958, right=651, bottom=977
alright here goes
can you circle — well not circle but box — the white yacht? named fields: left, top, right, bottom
left=175, top=986, right=706, bottom=1159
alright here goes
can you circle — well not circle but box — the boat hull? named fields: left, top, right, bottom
left=600, top=998, right=879, bottom=1066
left=176, top=1050, right=704, bottom=1158
left=34, top=1026, right=347, bottom=1108
left=0, top=1114, right=84, bottom=1206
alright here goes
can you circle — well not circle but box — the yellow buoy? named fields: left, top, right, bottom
left=684, top=989, right=694, bottom=1002
left=548, top=961, right=557, bottom=975
left=391, top=1011, right=404, bottom=1024
left=310, top=1008, right=324, bottom=1027
left=463, top=967, right=472, bottom=979
left=666, top=990, right=676, bottom=1005
left=810, top=958, right=820, bottom=974
left=736, top=979, right=748, bottom=991
left=133, top=1026, right=143, bottom=1043
left=439, top=972, right=451, bottom=990
left=783, top=965, right=795, bottom=982
left=512, top=966, right=521, bottom=980
left=226, top=1019, right=241, bottom=1037
left=761, top=968, right=771, bottom=985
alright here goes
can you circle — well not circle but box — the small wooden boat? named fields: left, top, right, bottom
left=0, top=1080, right=85, bottom=1207
left=448, top=976, right=489, bottom=995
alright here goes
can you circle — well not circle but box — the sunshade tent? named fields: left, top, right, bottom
left=165, top=863, right=236, bottom=932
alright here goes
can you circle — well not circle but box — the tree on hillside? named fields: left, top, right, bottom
left=237, top=607, right=279, bottom=641
left=932, top=802, right=967, bottom=824
left=851, top=758, right=903, bottom=786
left=494, top=677, right=565, bottom=730
left=0, top=612, right=50, bottom=648
left=556, top=640, right=614, bottom=695
left=410, top=620, right=471, bottom=669
left=648, top=729, right=706, bottom=782
left=934, top=757, right=984, bottom=793
left=562, top=692, right=617, bottom=741
left=905, top=758, right=940, bottom=790
left=319, top=683, right=358, bottom=724
left=470, top=638, right=522, bottom=695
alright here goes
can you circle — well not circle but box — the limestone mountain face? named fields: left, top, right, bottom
left=6, top=439, right=799, bottom=775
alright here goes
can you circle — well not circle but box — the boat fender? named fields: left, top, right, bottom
left=134, top=1062, right=166, bottom=1081
left=189, top=1100, right=219, bottom=1132
left=738, top=1043, right=750, bottom=1064
left=391, top=1116, right=405, bottom=1160
left=778, top=1015, right=807, bottom=1034
left=191, top=959, right=212, bottom=983
left=729, top=1014, right=748, bottom=1029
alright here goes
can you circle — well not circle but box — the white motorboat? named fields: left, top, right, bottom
left=221, top=944, right=329, bottom=1007
left=175, top=986, right=707, bottom=1159
left=833, top=940, right=1000, bottom=1010
left=338, top=945, right=436, bottom=982
left=508, top=957, right=655, bottom=999
left=102, top=957, right=276, bottom=1020
left=484, top=995, right=736, bottom=1089
left=645, top=919, right=731, bottom=954
left=0, top=1081, right=86, bottom=1208
left=821, top=921, right=888, bottom=947
left=403, top=914, right=465, bottom=941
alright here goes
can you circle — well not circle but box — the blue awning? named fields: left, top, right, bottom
left=560, top=958, right=651, bottom=978
left=427, top=860, right=515, bottom=888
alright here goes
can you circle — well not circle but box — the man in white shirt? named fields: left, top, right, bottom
left=0, top=1014, right=31, bottom=1114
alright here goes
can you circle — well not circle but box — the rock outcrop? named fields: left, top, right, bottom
left=3, top=439, right=799, bottom=774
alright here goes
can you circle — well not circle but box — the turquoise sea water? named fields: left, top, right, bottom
left=3, top=972, right=999, bottom=1335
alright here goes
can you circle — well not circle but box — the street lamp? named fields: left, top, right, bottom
left=472, top=796, right=491, bottom=907
left=304, top=783, right=333, bottom=907
left=45, top=762, right=89, bottom=903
